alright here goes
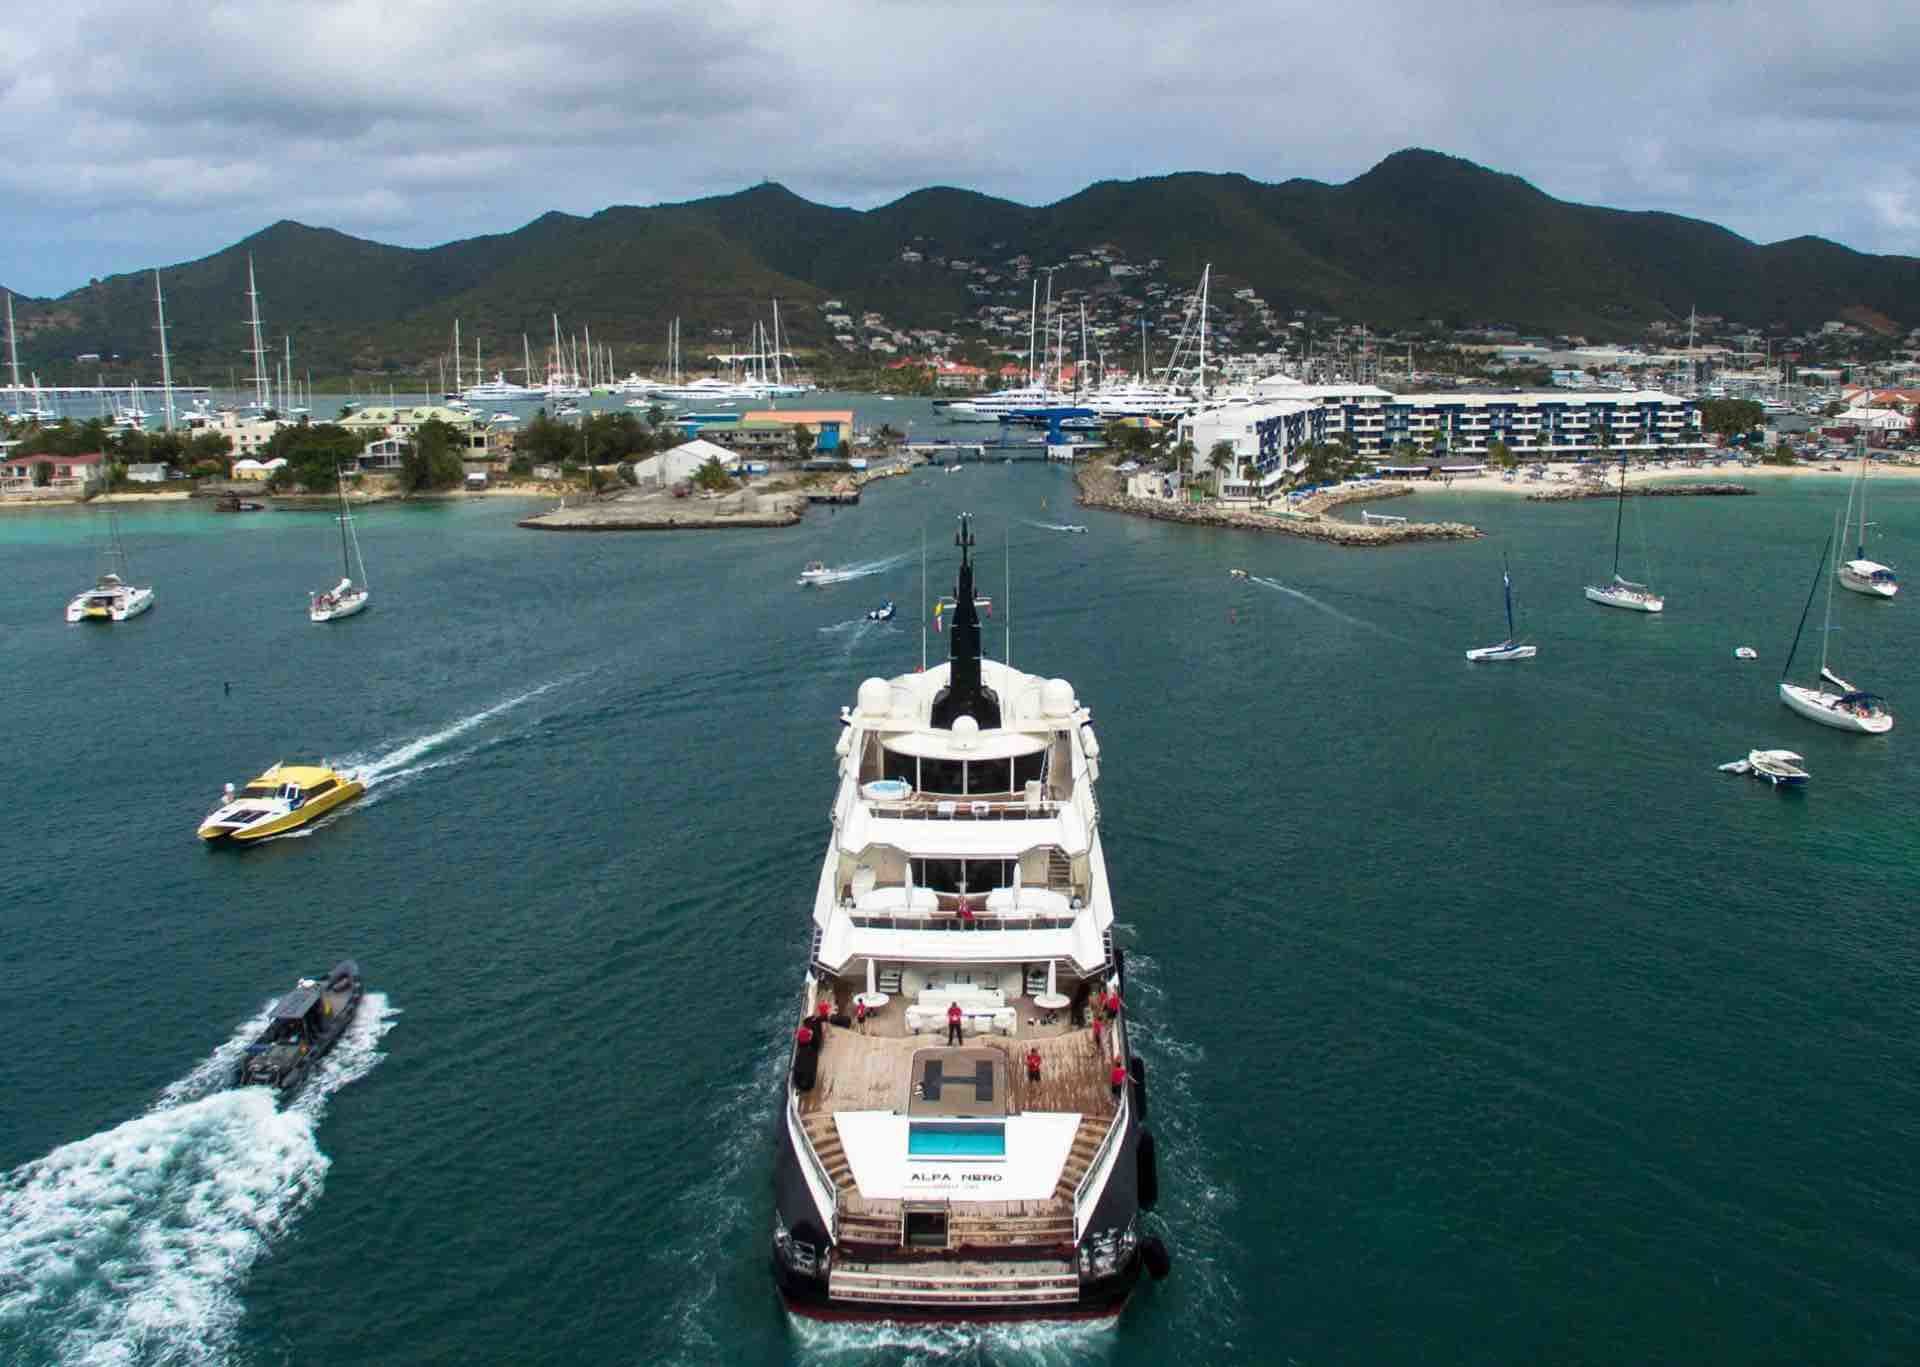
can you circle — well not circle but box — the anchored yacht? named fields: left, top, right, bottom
left=772, top=515, right=1168, bottom=1322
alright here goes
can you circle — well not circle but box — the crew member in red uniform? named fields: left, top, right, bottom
left=1025, top=1046, right=1043, bottom=1082
left=1110, top=1058, right=1127, bottom=1101
left=946, top=1000, right=964, bottom=1046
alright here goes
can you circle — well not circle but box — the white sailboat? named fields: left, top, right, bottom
left=1837, top=439, right=1897, bottom=597
left=1466, top=556, right=1537, bottom=661
left=309, top=465, right=371, bottom=622
left=66, top=503, right=154, bottom=622
left=1584, top=452, right=1663, bottom=611
left=1779, top=515, right=1891, bottom=733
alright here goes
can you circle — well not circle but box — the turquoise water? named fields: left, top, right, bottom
left=908, top=1125, right=1008, bottom=1160
left=2, top=466, right=1917, bottom=1364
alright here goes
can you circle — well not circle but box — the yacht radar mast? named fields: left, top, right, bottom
left=929, top=514, right=1002, bottom=730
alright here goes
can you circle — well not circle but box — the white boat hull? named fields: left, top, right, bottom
left=1779, top=683, right=1892, bottom=734
left=310, top=590, right=370, bottom=622
left=1837, top=571, right=1897, bottom=598
left=1585, top=584, right=1664, bottom=612
left=1465, top=643, right=1536, bottom=661
left=66, top=587, right=154, bottom=622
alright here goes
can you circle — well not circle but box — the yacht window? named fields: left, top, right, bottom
left=1013, top=752, right=1045, bottom=789
left=910, top=858, right=1017, bottom=893
left=918, top=758, right=966, bottom=795
left=970, top=758, right=1012, bottom=793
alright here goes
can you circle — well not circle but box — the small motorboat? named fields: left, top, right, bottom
left=867, top=600, right=895, bottom=622
left=213, top=492, right=265, bottom=512
left=1719, top=750, right=1810, bottom=787
left=1059, top=524, right=1088, bottom=534
left=1735, top=646, right=1758, bottom=660
left=198, top=761, right=366, bottom=843
left=797, top=561, right=833, bottom=586
left=1229, top=569, right=1249, bottom=580
left=235, top=961, right=363, bottom=1093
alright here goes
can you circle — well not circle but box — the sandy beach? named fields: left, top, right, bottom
left=1404, top=459, right=1919, bottom=499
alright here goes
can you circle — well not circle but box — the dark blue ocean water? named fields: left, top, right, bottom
left=2, top=463, right=1917, bottom=1365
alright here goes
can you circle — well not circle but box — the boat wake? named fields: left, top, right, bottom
left=0, top=996, right=397, bottom=1367
left=805, top=551, right=913, bottom=587
left=787, top=1317, right=1117, bottom=1364
left=342, top=678, right=573, bottom=796
left=1247, top=575, right=1404, bottom=641
left=1023, top=520, right=1089, bottom=534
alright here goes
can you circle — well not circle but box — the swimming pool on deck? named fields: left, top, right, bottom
left=907, top=1121, right=1007, bottom=1159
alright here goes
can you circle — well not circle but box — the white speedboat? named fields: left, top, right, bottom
left=66, top=572, right=153, bottom=623
left=866, top=599, right=895, bottom=622
left=1777, top=514, right=1892, bottom=733
left=1585, top=454, right=1663, bottom=612
left=1467, top=557, right=1537, bottom=661
left=1735, top=646, right=1758, bottom=660
left=310, top=464, right=371, bottom=622
left=798, top=560, right=833, bottom=586
left=1748, top=749, right=1810, bottom=786
left=1720, top=750, right=1810, bottom=787
left=488, top=411, right=519, bottom=424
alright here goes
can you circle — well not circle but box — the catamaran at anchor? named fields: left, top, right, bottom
left=772, top=515, right=1169, bottom=1321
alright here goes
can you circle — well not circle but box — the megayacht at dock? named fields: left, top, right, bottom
left=771, top=515, right=1167, bottom=1321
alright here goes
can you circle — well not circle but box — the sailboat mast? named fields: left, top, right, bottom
left=1026, top=280, right=1037, bottom=389
left=1857, top=437, right=1869, bottom=558
left=1503, top=557, right=1516, bottom=640
left=1821, top=512, right=1839, bottom=676
left=1611, top=453, right=1628, bottom=577
left=245, top=257, right=270, bottom=413
left=154, top=271, right=176, bottom=433
left=5, top=291, right=21, bottom=407
left=773, top=300, right=784, bottom=385
left=1782, top=531, right=1832, bottom=681
left=337, top=464, right=353, bottom=578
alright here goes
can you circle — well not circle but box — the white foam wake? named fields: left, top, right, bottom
left=1024, top=520, right=1088, bottom=534
left=0, top=995, right=397, bottom=1366
left=343, top=678, right=569, bottom=791
left=1248, top=575, right=1398, bottom=639
left=803, top=551, right=913, bottom=586
left=787, top=1317, right=1117, bottom=1364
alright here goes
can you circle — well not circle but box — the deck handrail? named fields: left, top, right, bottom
left=789, top=1094, right=840, bottom=1240
left=1072, top=1082, right=1128, bottom=1241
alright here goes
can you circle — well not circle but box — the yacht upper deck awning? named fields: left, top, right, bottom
left=880, top=729, right=1049, bottom=761
left=844, top=804, right=1086, bottom=856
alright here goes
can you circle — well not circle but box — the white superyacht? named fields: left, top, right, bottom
left=771, top=516, right=1168, bottom=1321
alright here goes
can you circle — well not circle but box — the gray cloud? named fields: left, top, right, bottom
left=1, top=0, right=1914, bottom=296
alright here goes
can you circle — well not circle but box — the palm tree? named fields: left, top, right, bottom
left=1207, top=440, right=1235, bottom=498
left=1170, top=437, right=1196, bottom=478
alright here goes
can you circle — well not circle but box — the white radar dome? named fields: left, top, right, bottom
left=1042, top=678, right=1075, bottom=717
left=856, top=678, right=890, bottom=716
left=951, top=715, right=980, bottom=749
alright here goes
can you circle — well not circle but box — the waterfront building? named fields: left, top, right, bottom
left=0, top=450, right=107, bottom=492
left=684, top=419, right=793, bottom=455
left=339, top=405, right=494, bottom=455
left=1178, top=380, right=1706, bottom=492
left=740, top=410, right=855, bottom=452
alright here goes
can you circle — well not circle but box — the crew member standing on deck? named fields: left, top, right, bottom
left=1110, top=1057, right=1127, bottom=1101
left=815, top=995, right=832, bottom=1036
left=1025, top=1046, right=1043, bottom=1083
left=946, top=1000, right=964, bottom=1046
left=854, top=998, right=868, bottom=1032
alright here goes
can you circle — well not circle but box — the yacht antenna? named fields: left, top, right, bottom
left=1004, top=527, right=1011, bottom=672
left=920, top=525, right=928, bottom=673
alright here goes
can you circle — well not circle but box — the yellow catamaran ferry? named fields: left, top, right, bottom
left=197, top=762, right=365, bottom=843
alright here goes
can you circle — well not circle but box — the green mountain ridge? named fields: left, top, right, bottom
left=8, top=149, right=1918, bottom=382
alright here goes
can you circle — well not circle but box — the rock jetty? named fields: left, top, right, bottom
left=1526, top=481, right=1753, bottom=502
left=518, top=487, right=804, bottom=531
left=1074, top=463, right=1483, bottom=545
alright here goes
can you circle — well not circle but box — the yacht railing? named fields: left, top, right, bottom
left=866, top=795, right=1060, bottom=820
left=1073, top=1082, right=1129, bottom=1241
left=789, top=1093, right=840, bottom=1239
left=847, top=911, right=1078, bottom=931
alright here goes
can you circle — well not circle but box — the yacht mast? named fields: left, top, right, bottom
left=453, top=319, right=462, bottom=394
left=154, top=276, right=175, bottom=433
left=773, top=300, right=784, bottom=385
left=284, top=335, right=293, bottom=412
left=523, top=333, right=532, bottom=386
left=1026, top=279, right=1037, bottom=389
left=5, top=291, right=20, bottom=410
left=245, top=257, right=270, bottom=413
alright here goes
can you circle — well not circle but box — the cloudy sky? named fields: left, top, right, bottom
left=2, top=0, right=1914, bottom=297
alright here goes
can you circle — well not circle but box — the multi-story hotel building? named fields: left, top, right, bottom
left=1177, top=378, right=1707, bottom=497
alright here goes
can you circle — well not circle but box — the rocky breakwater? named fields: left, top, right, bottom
left=518, top=485, right=804, bottom=531
left=1074, top=463, right=1482, bottom=545
left=1527, top=481, right=1754, bottom=502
